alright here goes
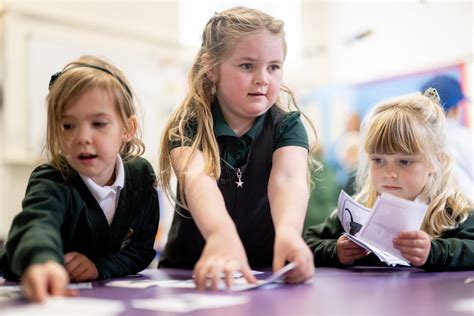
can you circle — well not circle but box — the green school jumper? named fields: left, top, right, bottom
left=159, top=104, right=309, bottom=269
left=1, top=156, right=160, bottom=280
left=304, top=210, right=474, bottom=271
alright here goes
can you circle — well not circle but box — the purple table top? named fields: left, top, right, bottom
left=1, top=266, right=473, bottom=315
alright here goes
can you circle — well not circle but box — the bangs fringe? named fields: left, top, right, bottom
left=365, top=109, right=425, bottom=155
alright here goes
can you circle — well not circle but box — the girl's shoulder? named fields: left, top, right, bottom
left=123, top=156, right=157, bottom=187
left=30, top=163, right=67, bottom=182
left=267, top=106, right=302, bottom=125
left=123, top=156, right=155, bottom=174
left=26, top=163, right=79, bottom=196
left=268, top=105, right=299, bottom=116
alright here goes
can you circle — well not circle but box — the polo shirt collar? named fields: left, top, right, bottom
left=212, top=100, right=266, bottom=140
left=79, top=155, right=125, bottom=201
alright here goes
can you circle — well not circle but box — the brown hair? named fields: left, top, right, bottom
left=46, top=55, right=144, bottom=176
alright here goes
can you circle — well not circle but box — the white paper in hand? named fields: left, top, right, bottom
left=337, top=190, right=428, bottom=266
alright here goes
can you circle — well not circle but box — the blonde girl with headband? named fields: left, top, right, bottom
left=0, top=55, right=160, bottom=301
left=304, top=89, right=474, bottom=270
left=159, top=6, right=317, bottom=289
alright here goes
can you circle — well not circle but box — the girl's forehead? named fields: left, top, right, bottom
left=229, top=30, right=285, bottom=57
left=63, top=88, right=116, bottom=115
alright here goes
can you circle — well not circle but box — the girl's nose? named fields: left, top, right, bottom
left=383, top=168, right=398, bottom=179
left=253, top=71, right=269, bottom=86
left=76, top=126, right=92, bottom=145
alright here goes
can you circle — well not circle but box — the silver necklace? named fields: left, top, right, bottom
left=220, top=158, right=244, bottom=188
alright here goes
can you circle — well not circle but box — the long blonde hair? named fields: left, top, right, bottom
left=46, top=55, right=144, bottom=176
left=159, top=6, right=318, bottom=206
left=355, top=91, right=472, bottom=236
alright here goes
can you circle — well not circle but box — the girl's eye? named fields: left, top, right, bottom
left=399, top=160, right=412, bottom=166
left=93, top=122, right=107, bottom=128
left=269, top=64, right=281, bottom=71
left=371, top=158, right=384, bottom=165
left=62, top=123, right=73, bottom=130
left=240, top=63, right=253, bottom=70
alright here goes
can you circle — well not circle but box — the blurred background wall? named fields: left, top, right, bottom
left=0, top=0, right=472, bottom=245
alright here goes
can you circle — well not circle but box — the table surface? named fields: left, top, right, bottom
left=1, top=266, right=473, bottom=315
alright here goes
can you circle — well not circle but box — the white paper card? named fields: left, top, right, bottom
left=132, top=294, right=248, bottom=313
left=337, top=190, right=428, bottom=266
left=1, top=297, right=125, bottom=316
left=107, top=263, right=295, bottom=291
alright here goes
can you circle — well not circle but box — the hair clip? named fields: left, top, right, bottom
left=49, top=71, right=63, bottom=88
left=423, top=87, right=440, bottom=103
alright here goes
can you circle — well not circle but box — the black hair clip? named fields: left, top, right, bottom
left=423, top=87, right=440, bottom=103
left=49, top=71, right=63, bottom=89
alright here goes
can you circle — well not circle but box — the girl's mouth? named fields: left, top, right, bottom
left=78, top=153, right=98, bottom=160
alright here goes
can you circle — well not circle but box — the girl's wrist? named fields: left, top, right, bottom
left=275, top=225, right=302, bottom=237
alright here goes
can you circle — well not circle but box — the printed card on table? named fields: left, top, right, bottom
left=107, top=262, right=296, bottom=291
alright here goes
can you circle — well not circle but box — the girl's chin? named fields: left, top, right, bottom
left=380, top=188, right=404, bottom=197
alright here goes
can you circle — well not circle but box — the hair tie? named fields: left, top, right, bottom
left=423, top=87, right=440, bottom=103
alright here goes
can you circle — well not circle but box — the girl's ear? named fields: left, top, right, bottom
left=123, top=115, right=138, bottom=142
left=201, top=53, right=217, bottom=82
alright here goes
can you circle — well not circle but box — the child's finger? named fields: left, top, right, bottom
left=74, top=268, right=94, bottom=282
left=345, top=247, right=368, bottom=256
left=65, top=288, right=79, bottom=297
left=272, top=253, right=286, bottom=273
left=402, top=253, right=425, bottom=266
left=224, top=264, right=234, bottom=288
left=23, top=274, right=47, bottom=303
left=49, top=274, right=67, bottom=296
left=70, top=265, right=89, bottom=282
left=194, top=262, right=211, bottom=290
left=397, top=245, right=426, bottom=257
left=351, top=250, right=370, bottom=261
left=208, top=259, right=225, bottom=289
left=65, top=257, right=81, bottom=273
left=241, top=264, right=257, bottom=284
left=63, top=252, right=78, bottom=264
left=67, top=262, right=87, bottom=281
left=341, top=239, right=364, bottom=250
left=396, top=230, right=421, bottom=239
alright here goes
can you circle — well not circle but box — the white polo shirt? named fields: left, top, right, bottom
left=79, top=155, right=125, bottom=226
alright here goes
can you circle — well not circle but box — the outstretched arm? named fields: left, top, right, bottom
left=268, top=146, right=314, bottom=283
left=171, top=147, right=256, bottom=289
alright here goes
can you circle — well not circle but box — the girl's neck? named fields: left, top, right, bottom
left=219, top=107, right=257, bottom=137
left=230, top=118, right=256, bottom=137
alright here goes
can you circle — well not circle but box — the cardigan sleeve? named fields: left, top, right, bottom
left=304, top=210, right=346, bottom=268
left=422, top=212, right=474, bottom=271
left=4, top=165, right=67, bottom=278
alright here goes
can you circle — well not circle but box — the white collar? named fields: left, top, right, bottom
left=79, top=155, right=125, bottom=200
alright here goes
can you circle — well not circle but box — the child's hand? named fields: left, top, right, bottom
left=393, top=230, right=431, bottom=266
left=336, top=235, right=369, bottom=265
left=22, top=260, right=77, bottom=302
left=64, top=252, right=99, bottom=282
left=273, top=227, right=314, bottom=283
left=193, top=232, right=257, bottom=290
